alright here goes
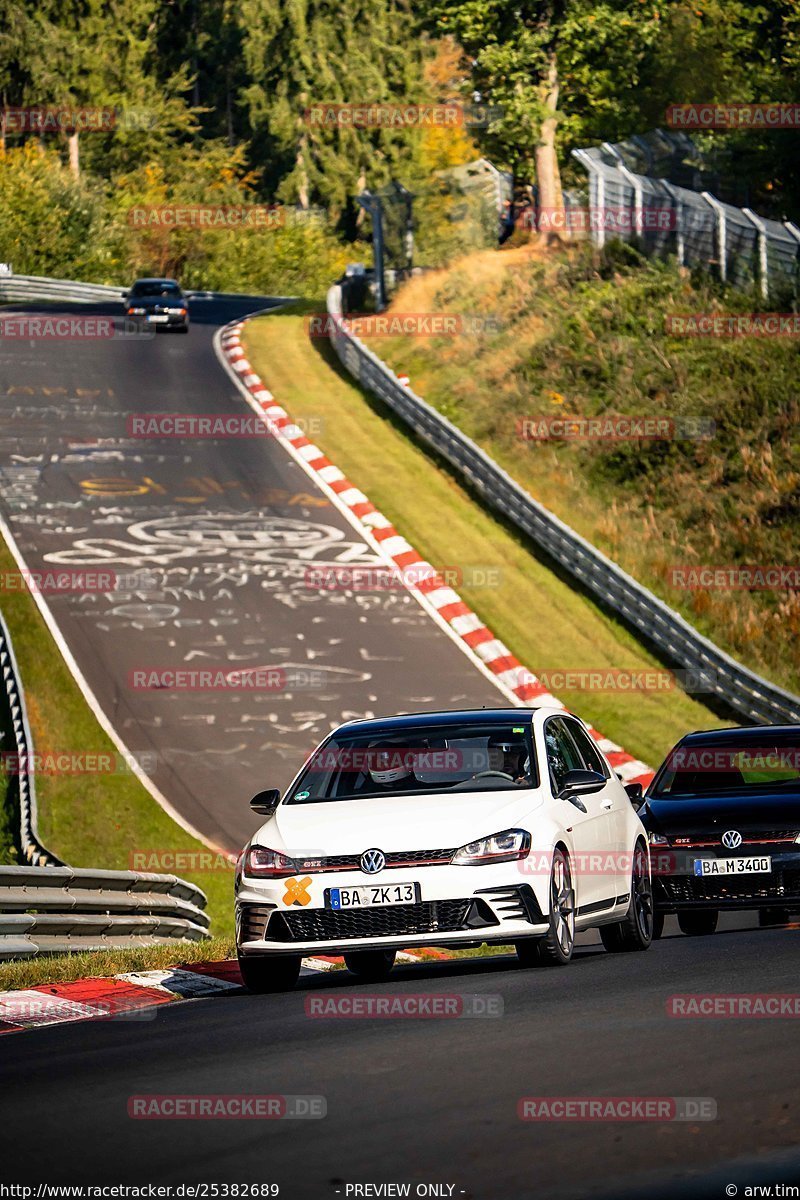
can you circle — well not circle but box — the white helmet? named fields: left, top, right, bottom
left=368, top=742, right=412, bottom=786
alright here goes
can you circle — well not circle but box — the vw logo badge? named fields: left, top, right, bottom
left=721, top=830, right=743, bottom=850
left=360, top=848, right=386, bottom=874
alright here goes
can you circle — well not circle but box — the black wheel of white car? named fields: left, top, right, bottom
left=517, top=847, right=574, bottom=967
left=238, top=953, right=302, bottom=993
left=677, top=910, right=719, bottom=936
left=343, top=950, right=397, bottom=981
left=599, top=841, right=653, bottom=952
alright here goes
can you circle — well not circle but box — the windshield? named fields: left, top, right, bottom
left=286, top=721, right=537, bottom=803
left=131, top=282, right=182, bottom=297
left=651, top=734, right=800, bottom=797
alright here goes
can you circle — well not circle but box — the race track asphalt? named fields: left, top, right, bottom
left=0, top=297, right=502, bottom=850
left=0, top=916, right=798, bottom=1198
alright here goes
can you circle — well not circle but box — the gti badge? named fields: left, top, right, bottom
left=721, top=830, right=743, bottom=850
left=360, top=848, right=386, bottom=874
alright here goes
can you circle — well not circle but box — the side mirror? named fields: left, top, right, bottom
left=558, top=769, right=607, bottom=799
left=624, top=782, right=644, bottom=810
left=250, top=788, right=281, bottom=816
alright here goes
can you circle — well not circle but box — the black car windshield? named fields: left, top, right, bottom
left=286, top=721, right=537, bottom=803
left=130, top=282, right=182, bottom=297
left=651, top=733, right=800, bottom=797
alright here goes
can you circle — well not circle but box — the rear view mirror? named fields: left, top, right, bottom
left=250, top=788, right=281, bottom=816
left=624, top=782, right=644, bottom=810
left=558, top=769, right=607, bottom=799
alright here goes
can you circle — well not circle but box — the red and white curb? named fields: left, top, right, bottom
left=0, top=951, right=442, bottom=1034
left=216, top=320, right=652, bottom=786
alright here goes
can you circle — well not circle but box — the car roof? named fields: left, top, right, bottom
left=677, top=725, right=800, bottom=745
left=335, top=709, right=538, bottom=738
left=131, top=277, right=181, bottom=286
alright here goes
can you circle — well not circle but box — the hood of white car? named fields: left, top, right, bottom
left=258, top=787, right=545, bottom=857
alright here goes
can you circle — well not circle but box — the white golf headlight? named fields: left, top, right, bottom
left=451, top=828, right=530, bottom=865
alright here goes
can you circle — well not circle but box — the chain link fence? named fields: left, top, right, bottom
left=570, top=132, right=800, bottom=300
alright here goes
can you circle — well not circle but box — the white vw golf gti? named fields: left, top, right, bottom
left=235, top=708, right=653, bottom=991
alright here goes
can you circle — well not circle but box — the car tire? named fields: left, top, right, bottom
left=343, top=950, right=397, bottom=981
left=677, top=910, right=719, bottom=936
left=759, top=907, right=790, bottom=928
left=598, top=841, right=653, bottom=952
left=517, top=847, right=574, bottom=967
left=651, top=910, right=665, bottom=939
left=237, top=953, right=301, bottom=993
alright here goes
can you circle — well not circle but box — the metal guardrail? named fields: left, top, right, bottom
left=0, top=274, right=287, bottom=308
left=326, top=282, right=800, bottom=727
left=0, top=611, right=210, bottom=959
left=0, top=866, right=210, bottom=959
left=0, top=611, right=58, bottom=867
left=0, top=274, right=126, bottom=304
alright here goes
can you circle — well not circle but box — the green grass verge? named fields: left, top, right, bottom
left=243, top=304, right=721, bottom=773
left=0, top=534, right=236, bottom=969
left=0, top=935, right=236, bottom=993
left=372, top=243, right=800, bottom=696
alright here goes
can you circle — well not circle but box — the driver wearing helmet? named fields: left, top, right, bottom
left=365, top=741, right=419, bottom=792
left=484, top=732, right=530, bottom=785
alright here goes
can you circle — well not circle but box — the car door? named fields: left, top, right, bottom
left=561, top=716, right=630, bottom=903
left=542, top=715, right=616, bottom=914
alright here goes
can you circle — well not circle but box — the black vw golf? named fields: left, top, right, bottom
left=639, top=725, right=800, bottom=937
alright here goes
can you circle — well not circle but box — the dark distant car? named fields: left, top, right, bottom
left=124, top=278, right=189, bottom=331
left=640, top=725, right=800, bottom=937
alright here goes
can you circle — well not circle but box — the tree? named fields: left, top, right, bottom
left=237, top=0, right=426, bottom=219
left=423, top=1, right=666, bottom=217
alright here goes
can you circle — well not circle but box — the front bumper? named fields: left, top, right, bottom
left=653, top=849, right=800, bottom=912
left=237, top=864, right=549, bottom=957
left=131, top=311, right=188, bottom=329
